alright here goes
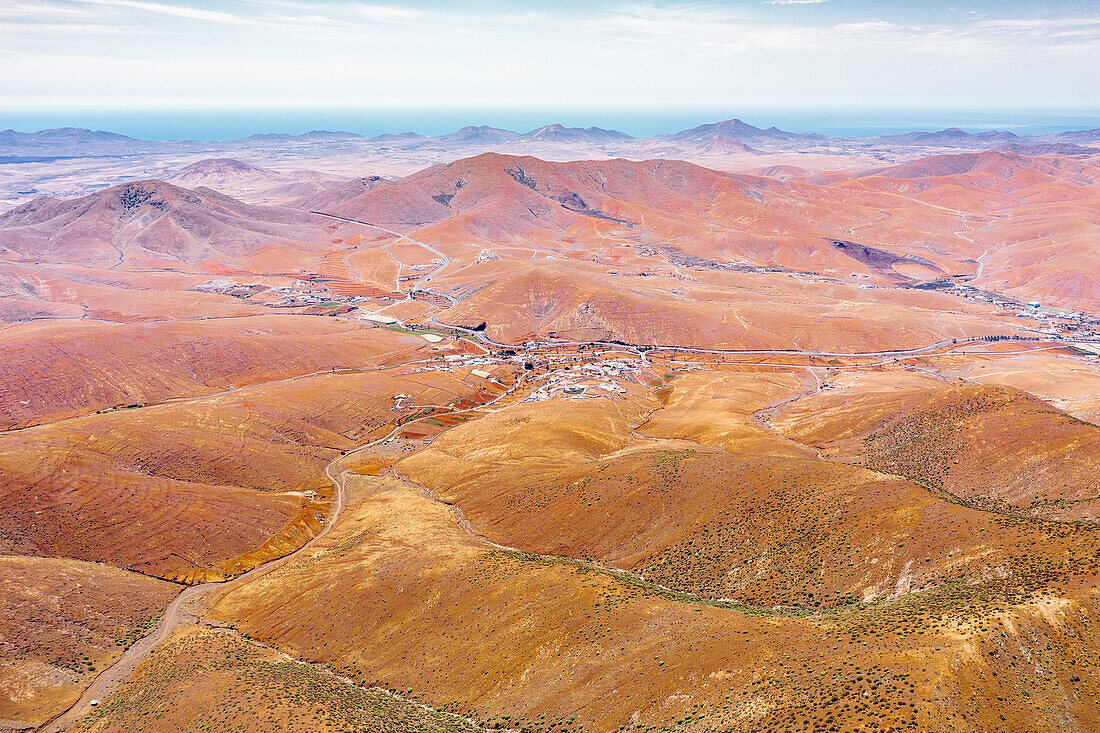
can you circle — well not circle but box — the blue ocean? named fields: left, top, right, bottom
left=1, top=106, right=1098, bottom=141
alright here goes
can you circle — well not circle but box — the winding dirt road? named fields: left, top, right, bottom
left=38, top=365, right=526, bottom=733
left=30, top=320, right=1079, bottom=733
left=39, top=454, right=350, bottom=733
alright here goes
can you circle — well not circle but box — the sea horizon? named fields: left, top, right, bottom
left=3, top=105, right=1100, bottom=142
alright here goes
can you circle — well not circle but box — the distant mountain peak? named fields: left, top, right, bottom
left=235, top=130, right=364, bottom=143
left=664, top=118, right=819, bottom=143
left=521, top=124, right=633, bottom=142
left=174, top=158, right=270, bottom=173
left=876, top=128, right=1021, bottom=146
left=438, top=125, right=521, bottom=143
left=166, top=158, right=274, bottom=186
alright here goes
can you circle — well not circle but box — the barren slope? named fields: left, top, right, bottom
left=0, top=557, right=176, bottom=727
left=773, top=378, right=1100, bottom=521
left=0, top=180, right=329, bottom=269
left=0, top=360, right=491, bottom=582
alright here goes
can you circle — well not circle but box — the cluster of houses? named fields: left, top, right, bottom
left=405, top=354, right=506, bottom=383
left=915, top=279, right=1100, bottom=341
left=189, top=278, right=367, bottom=313
left=522, top=357, right=645, bottom=402
left=1012, top=305, right=1099, bottom=341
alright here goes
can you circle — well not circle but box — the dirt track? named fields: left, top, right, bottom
left=32, top=332, right=1077, bottom=732
left=38, top=368, right=525, bottom=733
left=38, top=453, right=349, bottom=733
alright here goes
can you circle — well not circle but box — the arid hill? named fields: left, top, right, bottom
left=0, top=351, right=491, bottom=582
left=430, top=261, right=1015, bottom=350
left=0, top=556, right=176, bottom=727
left=166, top=158, right=274, bottom=185
left=293, top=174, right=392, bottom=212
left=166, top=158, right=348, bottom=204
left=0, top=180, right=326, bottom=269
left=2, top=137, right=1099, bottom=733
left=288, top=149, right=1100, bottom=311
left=0, top=315, right=430, bottom=427
left=773, top=378, right=1100, bottom=521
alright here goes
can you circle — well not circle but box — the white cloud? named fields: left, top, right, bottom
left=0, top=20, right=120, bottom=35
left=0, top=1, right=1097, bottom=109
left=976, top=17, right=1100, bottom=30
left=354, top=3, right=424, bottom=23
left=68, top=0, right=246, bottom=23
left=0, top=1, right=91, bottom=19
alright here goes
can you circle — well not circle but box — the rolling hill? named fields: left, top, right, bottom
left=0, top=180, right=328, bottom=269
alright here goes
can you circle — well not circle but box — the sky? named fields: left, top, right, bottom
left=1, top=0, right=1098, bottom=113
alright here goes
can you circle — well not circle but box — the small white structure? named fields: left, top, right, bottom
left=360, top=312, right=399, bottom=324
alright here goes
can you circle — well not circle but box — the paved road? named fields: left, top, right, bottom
left=307, top=211, right=520, bottom=347
left=308, top=211, right=455, bottom=297
left=309, top=212, right=1079, bottom=362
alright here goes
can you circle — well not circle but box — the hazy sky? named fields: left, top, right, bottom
left=1, top=0, right=1098, bottom=110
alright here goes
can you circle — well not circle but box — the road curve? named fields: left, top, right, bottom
left=308, top=211, right=455, bottom=297
left=39, top=453, right=350, bottom=733
left=311, top=212, right=1064, bottom=361
left=38, top=369, right=526, bottom=733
